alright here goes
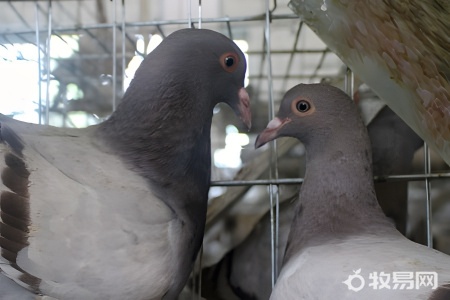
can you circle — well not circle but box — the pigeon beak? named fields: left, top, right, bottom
left=255, top=117, right=291, bottom=148
left=237, top=87, right=252, bottom=130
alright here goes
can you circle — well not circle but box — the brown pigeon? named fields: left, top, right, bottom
left=289, top=0, right=450, bottom=166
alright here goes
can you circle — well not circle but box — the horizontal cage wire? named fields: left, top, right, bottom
left=0, top=0, right=449, bottom=299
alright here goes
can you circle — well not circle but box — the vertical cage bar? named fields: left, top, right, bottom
left=281, top=21, right=302, bottom=93
left=188, top=0, right=192, bottom=28
left=198, top=0, right=202, bottom=29
left=197, top=245, right=203, bottom=299
left=265, top=0, right=279, bottom=288
left=44, top=0, right=52, bottom=125
left=121, top=0, right=126, bottom=94
left=344, top=67, right=354, bottom=97
left=35, top=2, right=42, bottom=124
left=424, top=142, right=433, bottom=248
left=191, top=5, right=203, bottom=299
left=112, top=0, right=117, bottom=111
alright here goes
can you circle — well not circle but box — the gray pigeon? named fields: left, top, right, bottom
left=255, top=83, right=450, bottom=300
left=201, top=104, right=424, bottom=300
left=0, top=28, right=251, bottom=300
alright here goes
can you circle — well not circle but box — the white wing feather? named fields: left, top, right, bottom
left=1, top=121, right=182, bottom=299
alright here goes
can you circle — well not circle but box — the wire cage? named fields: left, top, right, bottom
left=1, top=0, right=449, bottom=299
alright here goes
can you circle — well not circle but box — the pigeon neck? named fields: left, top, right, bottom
left=283, top=121, right=395, bottom=263
left=96, top=90, right=215, bottom=223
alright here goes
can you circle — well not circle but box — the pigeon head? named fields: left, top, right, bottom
left=255, top=83, right=360, bottom=149
left=170, top=29, right=251, bottom=129
left=186, top=29, right=251, bottom=129
left=124, top=28, right=251, bottom=129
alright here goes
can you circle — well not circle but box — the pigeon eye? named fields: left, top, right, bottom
left=291, top=98, right=315, bottom=116
left=296, top=101, right=310, bottom=112
left=220, top=52, right=239, bottom=73
left=224, top=56, right=234, bottom=67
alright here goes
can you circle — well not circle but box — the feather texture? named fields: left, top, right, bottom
left=256, top=84, right=450, bottom=300
left=0, top=28, right=251, bottom=300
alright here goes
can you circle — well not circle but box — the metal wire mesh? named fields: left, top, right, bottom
left=0, top=0, right=449, bottom=298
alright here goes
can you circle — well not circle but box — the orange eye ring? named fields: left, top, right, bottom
left=220, top=52, right=239, bottom=73
left=291, top=97, right=315, bottom=116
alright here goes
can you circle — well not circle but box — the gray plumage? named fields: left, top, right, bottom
left=201, top=100, right=424, bottom=300
left=255, top=83, right=450, bottom=300
left=368, top=105, right=423, bottom=234
left=0, top=28, right=251, bottom=300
